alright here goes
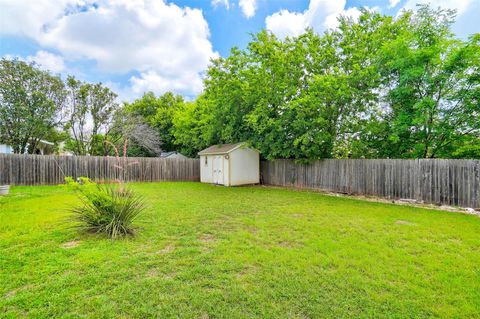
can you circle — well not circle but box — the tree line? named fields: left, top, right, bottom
left=0, top=61, right=162, bottom=156
left=0, top=5, right=479, bottom=159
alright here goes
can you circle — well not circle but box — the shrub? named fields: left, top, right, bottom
left=63, top=176, right=96, bottom=190
left=70, top=185, right=145, bottom=239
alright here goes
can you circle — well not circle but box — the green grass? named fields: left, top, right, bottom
left=1, top=182, right=479, bottom=318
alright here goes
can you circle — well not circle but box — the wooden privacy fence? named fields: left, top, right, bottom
left=2, top=154, right=479, bottom=208
left=0, top=154, right=200, bottom=185
left=261, top=159, right=480, bottom=208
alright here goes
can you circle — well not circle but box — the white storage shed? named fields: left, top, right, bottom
left=198, top=143, right=260, bottom=186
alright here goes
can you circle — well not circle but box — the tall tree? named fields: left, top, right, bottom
left=125, top=91, right=185, bottom=152
left=65, top=76, right=89, bottom=155
left=0, top=59, right=66, bottom=154
left=88, top=82, right=117, bottom=153
left=108, top=106, right=163, bottom=157
left=180, top=10, right=405, bottom=160
left=171, top=5, right=479, bottom=160
left=379, top=5, right=480, bottom=158
left=172, top=98, right=215, bottom=157
left=65, top=76, right=118, bottom=155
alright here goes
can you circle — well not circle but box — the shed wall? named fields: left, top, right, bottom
left=200, top=154, right=230, bottom=185
left=230, top=148, right=259, bottom=185
left=200, top=155, right=213, bottom=183
left=223, top=155, right=230, bottom=186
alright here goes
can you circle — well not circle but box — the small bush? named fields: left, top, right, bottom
left=71, top=185, right=145, bottom=239
left=62, top=176, right=96, bottom=190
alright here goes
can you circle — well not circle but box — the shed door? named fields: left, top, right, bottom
left=213, top=155, right=224, bottom=185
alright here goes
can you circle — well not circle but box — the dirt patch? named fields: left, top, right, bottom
left=60, top=240, right=81, bottom=249
left=163, top=272, right=176, bottom=280
left=257, top=185, right=474, bottom=215
left=448, top=238, right=462, bottom=244
left=236, top=265, right=258, bottom=279
left=4, top=284, right=34, bottom=299
left=291, top=213, right=305, bottom=218
left=199, top=234, right=217, bottom=252
left=146, top=268, right=159, bottom=278
left=199, top=234, right=215, bottom=243
left=243, top=225, right=258, bottom=235
left=395, top=220, right=416, bottom=226
left=157, top=244, right=175, bottom=254
left=277, top=240, right=303, bottom=249
left=4, top=290, right=17, bottom=298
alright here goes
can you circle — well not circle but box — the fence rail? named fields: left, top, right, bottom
left=261, top=159, right=480, bottom=208
left=0, top=154, right=200, bottom=185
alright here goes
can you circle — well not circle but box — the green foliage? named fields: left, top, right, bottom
left=64, top=76, right=118, bottom=156
left=70, top=185, right=145, bottom=239
left=124, top=91, right=185, bottom=153
left=170, top=14, right=399, bottom=159
left=1, top=4, right=478, bottom=160
left=171, top=99, right=216, bottom=157
left=64, top=175, right=144, bottom=239
left=43, top=128, right=69, bottom=154
left=377, top=5, right=480, bottom=158
left=0, top=59, right=66, bottom=154
left=452, top=137, right=480, bottom=159
left=167, top=5, right=479, bottom=160
left=0, top=60, right=118, bottom=156
left=63, top=176, right=96, bottom=190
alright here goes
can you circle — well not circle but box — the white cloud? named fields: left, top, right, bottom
left=239, top=0, right=257, bottom=18
left=265, top=0, right=369, bottom=38
left=265, top=0, right=477, bottom=41
left=211, top=0, right=230, bottom=10
left=130, top=70, right=204, bottom=97
left=265, top=10, right=307, bottom=38
left=389, top=0, right=401, bottom=8
left=401, top=0, right=478, bottom=39
left=0, top=0, right=79, bottom=38
left=402, top=0, right=473, bottom=15
left=0, top=0, right=218, bottom=98
left=324, top=6, right=363, bottom=30
left=26, top=51, right=66, bottom=73
left=3, top=51, right=66, bottom=74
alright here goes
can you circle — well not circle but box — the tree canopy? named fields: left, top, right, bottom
left=0, top=59, right=66, bottom=154
left=0, top=5, right=478, bottom=159
left=170, top=5, right=479, bottom=160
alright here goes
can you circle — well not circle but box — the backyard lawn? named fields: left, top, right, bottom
left=1, top=182, right=479, bottom=318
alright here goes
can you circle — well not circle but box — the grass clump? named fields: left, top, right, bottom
left=68, top=178, right=145, bottom=239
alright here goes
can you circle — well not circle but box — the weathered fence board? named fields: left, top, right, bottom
left=261, top=159, right=480, bottom=208
left=0, top=154, right=200, bottom=185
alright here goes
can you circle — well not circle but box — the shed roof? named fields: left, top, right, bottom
left=198, top=142, right=245, bottom=155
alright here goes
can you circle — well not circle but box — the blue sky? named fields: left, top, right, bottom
left=0, top=0, right=478, bottom=101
